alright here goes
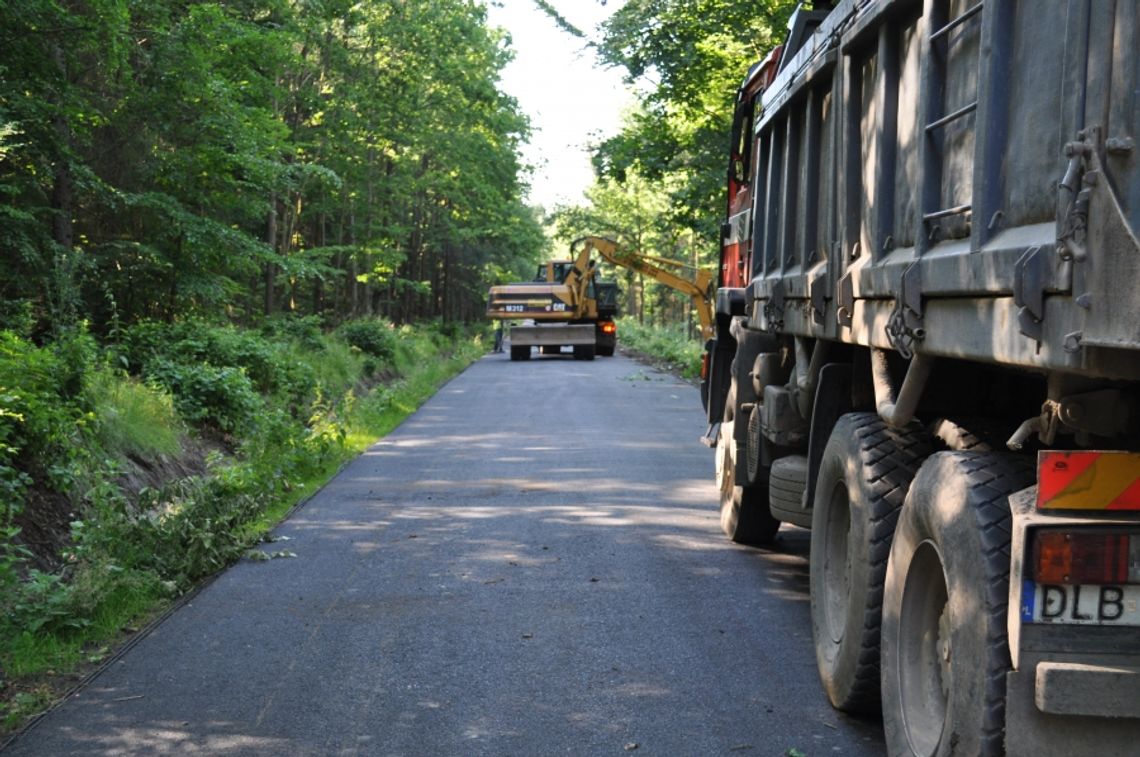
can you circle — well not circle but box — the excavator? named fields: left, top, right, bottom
left=486, top=235, right=714, bottom=361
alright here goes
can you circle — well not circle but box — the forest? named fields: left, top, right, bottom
left=1, top=0, right=546, bottom=333
left=0, top=0, right=793, bottom=728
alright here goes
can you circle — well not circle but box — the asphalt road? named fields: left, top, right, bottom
left=6, top=349, right=885, bottom=756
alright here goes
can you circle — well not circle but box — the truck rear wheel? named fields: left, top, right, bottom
left=809, top=413, right=935, bottom=713
left=881, top=452, right=1032, bottom=757
left=717, top=386, right=779, bottom=545
left=510, top=345, right=530, bottom=361
left=768, top=455, right=811, bottom=528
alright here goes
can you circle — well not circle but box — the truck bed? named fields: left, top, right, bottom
left=745, top=0, right=1140, bottom=380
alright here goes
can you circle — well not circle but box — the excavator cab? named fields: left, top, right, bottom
left=532, top=261, right=575, bottom=283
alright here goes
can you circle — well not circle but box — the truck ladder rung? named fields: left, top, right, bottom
left=923, top=204, right=972, bottom=223
left=929, top=2, right=984, bottom=42
left=925, top=100, right=978, bottom=133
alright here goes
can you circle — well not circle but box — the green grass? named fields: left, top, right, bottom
left=2, top=687, right=53, bottom=731
left=250, top=333, right=485, bottom=533
left=616, top=316, right=703, bottom=379
left=0, top=578, right=162, bottom=727
left=86, top=367, right=184, bottom=459
left=295, top=339, right=365, bottom=393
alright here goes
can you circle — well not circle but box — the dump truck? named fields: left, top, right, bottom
left=700, top=2, right=1140, bottom=754
left=485, top=239, right=619, bottom=360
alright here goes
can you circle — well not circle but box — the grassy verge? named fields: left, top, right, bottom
left=615, top=316, right=703, bottom=380
left=253, top=333, right=484, bottom=533
left=0, top=319, right=487, bottom=733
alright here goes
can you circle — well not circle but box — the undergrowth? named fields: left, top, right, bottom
left=0, top=318, right=487, bottom=731
left=615, top=317, right=703, bottom=379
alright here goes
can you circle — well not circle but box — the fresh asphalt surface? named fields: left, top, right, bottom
left=6, top=348, right=884, bottom=756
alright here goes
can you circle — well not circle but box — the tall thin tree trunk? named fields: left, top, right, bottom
left=48, top=42, right=75, bottom=331
left=313, top=212, right=326, bottom=314
left=264, top=192, right=278, bottom=315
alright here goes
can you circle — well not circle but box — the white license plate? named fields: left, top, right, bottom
left=1027, top=582, right=1140, bottom=625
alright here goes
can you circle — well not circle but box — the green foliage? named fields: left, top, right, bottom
left=122, top=321, right=281, bottom=392
left=336, top=319, right=398, bottom=361
left=261, top=314, right=325, bottom=351
left=0, top=0, right=544, bottom=332
left=592, top=0, right=795, bottom=240
left=0, top=332, right=89, bottom=501
left=144, top=360, right=263, bottom=434
left=85, top=367, right=183, bottom=460
left=133, top=477, right=266, bottom=582
left=4, top=569, right=83, bottom=635
left=616, top=316, right=703, bottom=379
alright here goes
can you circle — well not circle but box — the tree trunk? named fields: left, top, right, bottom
left=49, top=44, right=73, bottom=254
left=313, top=212, right=326, bottom=315
left=264, top=192, right=278, bottom=316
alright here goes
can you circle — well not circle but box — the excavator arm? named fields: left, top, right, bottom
left=572, top=236, right=716, bottom=340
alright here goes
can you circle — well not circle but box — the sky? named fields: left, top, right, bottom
left=484, top=0, right=632, bottom=210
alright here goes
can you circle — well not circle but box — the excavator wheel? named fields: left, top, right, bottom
left=573, top=344, right=595, bottom=361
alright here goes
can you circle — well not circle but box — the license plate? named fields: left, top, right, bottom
left=1025, top=582, right=1140, bottom=625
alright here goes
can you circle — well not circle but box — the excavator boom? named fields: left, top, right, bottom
left=572, top=236, right=715, bottom=340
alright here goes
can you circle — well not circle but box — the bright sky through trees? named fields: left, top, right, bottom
left=485, top=0, right=632, bottom=210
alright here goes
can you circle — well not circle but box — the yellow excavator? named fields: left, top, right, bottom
left=486, top=236, right=715, bottom=361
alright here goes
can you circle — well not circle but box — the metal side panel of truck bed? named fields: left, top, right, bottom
left=745, top=0, right=1140, bottom=381
left=709, top=2, right=1140, bottom=754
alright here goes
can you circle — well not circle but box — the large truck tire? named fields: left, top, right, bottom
left=809, top=412, right=935, bottom=713
left=573, top=344, right=595, bottom=361
left=881, top=452, right=1032, bottom=757
left=510, top=345, right=530, bottom=361
left=717, top=385, right=780, bottom=545
left=768, top=455, right=811, bottom=528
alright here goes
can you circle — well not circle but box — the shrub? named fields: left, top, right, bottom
left=120, top=321, right=284, bottom=393
left=75, top=475, right=266, bottom=586
left=0, top=331, right=88, bottom=498
left=336, top=318, right=397, bottom=360
left=50, top=328, right=97, bottom=401
left=144, top=360, right=262, bottom=433
left=260, top=314, right=325, bottom=351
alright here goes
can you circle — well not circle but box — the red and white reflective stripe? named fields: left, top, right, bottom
left=1037, top=451, right=1140, bottom=511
